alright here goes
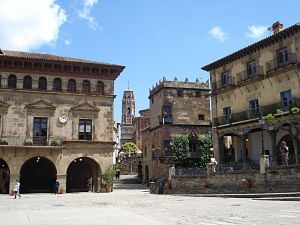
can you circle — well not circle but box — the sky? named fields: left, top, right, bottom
left=1, top=0, right=300, bottom=122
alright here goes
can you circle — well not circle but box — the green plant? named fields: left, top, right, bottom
left=197, top=137, right=213, bottom=166
left=291, top=106, right=300, bottom=114
left=50, top=140, right=59, bottom=146
left=23, top=140, right=32, bottom=146
left=121, top=142, right=138, bottom=153
left=173, top=135, right=189, bottom=161
left=264, top=113, right=275, bottom=122
left=275, top=108, right=283, bottom=114
left=102, top=167, right=115, bottom=186
left=0, top=140, right=8, bottom=145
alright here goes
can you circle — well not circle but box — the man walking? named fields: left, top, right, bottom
left=14, top=180, right=21, bottom=199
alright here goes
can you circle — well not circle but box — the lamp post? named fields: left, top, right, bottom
left=259, top=116, right=265, bottom=155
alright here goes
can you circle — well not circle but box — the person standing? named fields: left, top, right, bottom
left=14, top=180, right=21, bottom=199
left=54, top=180, right=60, bottom=194
left=280, top=141, right=289, bottom=165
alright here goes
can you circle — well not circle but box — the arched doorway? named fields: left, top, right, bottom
left=0, top=158, right=10, bottom=194
left=66, top=157, right=100, bottom=193
left=277, top=134, right=295, bottom=164
left=20, top=157, right=57, bottom=193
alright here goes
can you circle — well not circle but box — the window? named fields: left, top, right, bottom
left=198, top=114, right=205, bottom=120
left=68, top=79, right=76, bottom=92
left=53, top=78, right=62, bottom=91
left=177, top=89, right=183, bottom=97
left=8, top=74, right=16, bottom=88
left=79, top=119, right=92, bottom=140
left=33, top=117, right=48, bottom=146
left=164, top=140, right=172, bottom=151
left=249, top=99, right=260, bottom=116
left=127, top=107, right=131, bottom=114
left=38, top=77, right=47, bottom=90
left=223, top=107, right=231, bottom=123
left=195, top=91, right=201, bottom=98
left=23, top=76, right=32, bottom=89
left=162, top=105, right=173, bottom=123
left=281, top=90, right=292, bottom=112
left=277, top=47, right=289, bottom=66
left=247, top=61, right=256, bottom=77
left=96, top=81, right=104, bottom=94
left=221, top=71, right=230, bottom=86
left=82, top=80, right=90, bottom=93
left=188, top=132, right=198, bottom=153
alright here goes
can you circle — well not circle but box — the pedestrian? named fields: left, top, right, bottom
left=54, top=180, right=60, bottom=194
left=116, top=169, right=120, bottom=179
left=14, top=180, right=21, bottom=199
left=280, top=141, right=289, bottom=165
left=86, top=177, right=92, bottom=192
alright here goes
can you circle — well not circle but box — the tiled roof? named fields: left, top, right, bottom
left=202, top=22, right=300, bottom=71
left=0, top=50, right=124, bottom=68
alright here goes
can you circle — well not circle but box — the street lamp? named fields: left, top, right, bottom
left=259, top=116, right=265, bottom=155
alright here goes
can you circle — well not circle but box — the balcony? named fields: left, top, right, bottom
left=211, top=76, right=236, bottom=92
left=213, top=98, right=300, bottom=126
left=32, top=136, right=48, bottom=146
left=236, top=66, right=264, bottom=84
left=265, top=53, right=297, bottom=73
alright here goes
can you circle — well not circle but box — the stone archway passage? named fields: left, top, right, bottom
left=66, top=157, right=100, bottom=193
left=20, top=157, right=57, bottom=193
left=0, top=158, right=10, bottom=194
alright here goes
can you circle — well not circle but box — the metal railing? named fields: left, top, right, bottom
left=265, top=53, right=297, bottom=73
left=211, top=76, right=236, bottom=91
left=175, top=167, right=207, bottom=176
left=32, top=136, right=48, bottom=146
left=215, top=161, right=259, bottom=172
left=236, top=66, right=264, bottom=83
left=155, top=173, right=169, bottom=194
left=268, top=154, right=297, bottom=167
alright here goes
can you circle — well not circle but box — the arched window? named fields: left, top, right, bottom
left=8, top=74, right=17, bottom=88
left=96, top=81, right=104, bottom=94
left=53, top=78, right=62, bottom=91
left=82, top=80, right=90, bottom=93
left=188, top=132, right=198, bottom=153
left=127, top=107, right=131, bottom=114
left=23, top=75, right=32, bottom=89
left=38, top=77, right=47, bottom=90
left=68, top=79, right=76, bottom=92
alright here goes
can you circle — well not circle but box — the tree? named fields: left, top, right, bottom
left=121, top=142, right=138, bottom=153
left=173, top=135, right=189, bottom=161
left=197, top=137, right=213, bottom=166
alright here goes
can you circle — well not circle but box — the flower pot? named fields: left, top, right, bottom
left=242, top=179, right=250, bottom=188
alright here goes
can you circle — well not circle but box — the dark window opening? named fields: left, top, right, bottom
left=198, top=114, right=205, bottom=120
left=23, top=76, right=32, bottom=89
left=96, top=81, right=104, bottom=94
left=53, top=78, right=62, bottom=91
left=33, top=117, right=48, bottom=146
left=162, top=105, right=173, bottom=123
left=8, top=74, right=17, bottom=88
left=38, top=77, right=47, bottom=90
left=281, top=90, right=292, bottom=112
left=177, top=89, right=183, bottom=97
left=82, top=80, right=90, bottom=93
left=68, top=79, right=76, bottom=92
left=79, top=119, right=92, bottom=140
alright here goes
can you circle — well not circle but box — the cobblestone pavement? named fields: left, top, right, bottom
left=0, top=183, right=299, bottom=225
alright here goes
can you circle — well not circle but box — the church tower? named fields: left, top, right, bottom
left=120, top=89, right=135, bottom=144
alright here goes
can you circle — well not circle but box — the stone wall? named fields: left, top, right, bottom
left=167, top=165, right=300, bottom=194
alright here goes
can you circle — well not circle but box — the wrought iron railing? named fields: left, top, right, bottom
left=265, top=53, right=297, bottom=73
left=155, top=173, right=169, bottom=194
left=237, top=65, right=264, bottom=83
left=268, top=154, right=297, bottom=166
left=215, top=161, right=259, bottom=173
left=175, top=167, right=207, bottom=176
left=211, top=76, right=236, bottom=91
left=33, top=136, right=48, bottom=146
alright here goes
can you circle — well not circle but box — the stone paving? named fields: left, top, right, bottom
left=0, top=181, right=299, bottom=225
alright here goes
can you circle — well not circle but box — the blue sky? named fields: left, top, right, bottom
left=1, top=0, right=300, bottom=122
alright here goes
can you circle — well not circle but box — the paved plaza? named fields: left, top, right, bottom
left=0, top=181, right=299, bottom=225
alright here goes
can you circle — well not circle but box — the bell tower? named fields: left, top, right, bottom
left=120, top=89, right=135, bottom=144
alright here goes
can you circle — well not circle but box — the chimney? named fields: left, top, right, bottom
left=271, top=21, right=283, bottom=34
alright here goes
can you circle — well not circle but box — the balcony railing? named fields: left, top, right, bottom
left=211, top=76, right=236, bottom=91
left=236, top=66, right=264, bottom=83
left=265, top=53, right=297, bottom=73
left=33, top=136, right=48, bottom=146
left=213, top=98, right=300, bottom=126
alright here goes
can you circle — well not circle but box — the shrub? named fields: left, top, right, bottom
left=275, top=108, right=283, bottom=114
left=264, top=113, right=275, bottom=122
left=50, top=140, right=59, bottom=146
left=24, top=140, right=32, bottom=146
left=291, top=106, right=300, bottom=114
left=102, top=167, right=115, bottom=186
left=0, top=140, right=8, bottom=145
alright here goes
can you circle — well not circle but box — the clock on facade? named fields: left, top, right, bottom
left=59, top=114, right=68, bottom=123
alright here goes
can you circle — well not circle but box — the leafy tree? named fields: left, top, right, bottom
left=173, top=135, right=189, bottom=161
left=197, top=137, right=213, bottom=166
left=121, top=142, right=138, bottom=153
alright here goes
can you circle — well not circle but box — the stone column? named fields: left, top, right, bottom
left=57, top=174, right=66, bottom=194
left=259, top=155, right=269, bottom=174
left=238, top=133, right=246, bottom=162
left=213, top=132, right=223, bottom=163
left=206, top=163, right=215, bottom=177
left=97, top=175, right=102, bottom=192
left=268, top=130, right=277, bottom=156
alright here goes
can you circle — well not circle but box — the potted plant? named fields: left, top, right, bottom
left=102, top=167, right=115, bottom=192
left=242, top=178, right=251, bottom=188
left=0, top=140, right=8, bottom=145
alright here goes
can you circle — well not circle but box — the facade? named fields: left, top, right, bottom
left=142, top=78, right=211, bottom=183
left=112, top=121, right=120, bottom=165
left=202, top=22, right=300, bottom=165
left=120, top=90, right=135, bottom=145
left=133, top=109, right=150, bottom=150
left=0, top=50, right=124, bottom=194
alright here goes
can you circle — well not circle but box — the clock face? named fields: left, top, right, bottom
left=59, top=114, right=68, bottom=123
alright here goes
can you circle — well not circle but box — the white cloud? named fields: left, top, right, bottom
left=64, top=39, right=71, bottom=45
left=0, top=0, right=66, bottom=51
left=209, top=26, right=227, bottom=42
left=78, top=0, right=99, bottom=29
left=246, top=25, right=268, bottom=39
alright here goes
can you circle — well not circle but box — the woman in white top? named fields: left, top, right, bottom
left=13, top=180, right=21, bottom=199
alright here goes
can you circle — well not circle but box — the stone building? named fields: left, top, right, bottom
left=133, top=109, right=150, bottom=150
left=202, top=21, right=300, bottom=165
left=0, top=50, right=124, bottom=194
left=120, top=89, right=135, bottom=145
left=142, top=78, right=211, bottom=183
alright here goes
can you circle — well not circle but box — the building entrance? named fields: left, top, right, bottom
left=66, top=157, right=100, bottom=193
left=20, top=157, right=57, bottom=193
left=0, top=158, right=10, bottom=194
